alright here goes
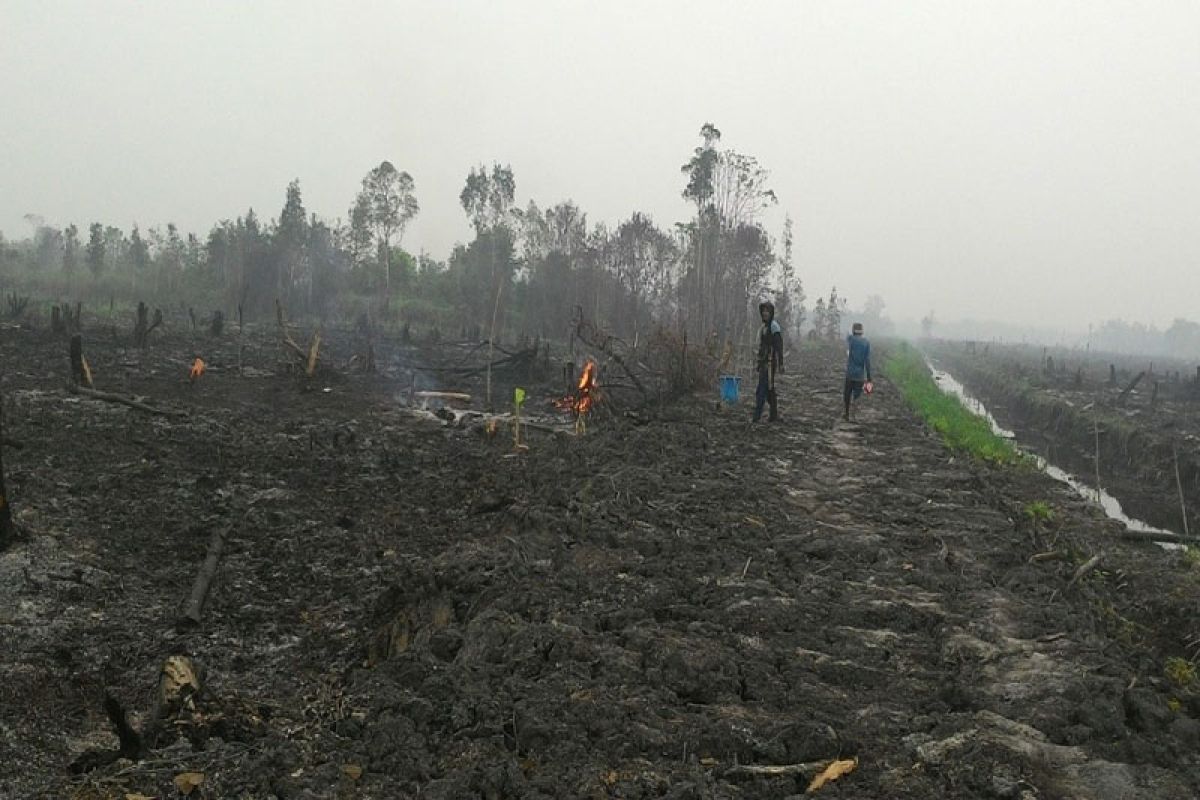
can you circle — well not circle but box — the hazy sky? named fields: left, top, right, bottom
left=3, top=1, right=1198, bottom=329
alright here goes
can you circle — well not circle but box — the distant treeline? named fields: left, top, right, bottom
left=0, top=124, right=884, bottom=350
left=1090, top=318, right=1200, bottom=360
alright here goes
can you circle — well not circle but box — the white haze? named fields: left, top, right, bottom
left=2, top=0, right=1198, bottom=332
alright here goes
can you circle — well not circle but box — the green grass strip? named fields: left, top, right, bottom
left=884, top=341, right=1024, bottom=465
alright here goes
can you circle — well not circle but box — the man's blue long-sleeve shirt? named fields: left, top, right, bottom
left=846, top=335, right=871, bottom=381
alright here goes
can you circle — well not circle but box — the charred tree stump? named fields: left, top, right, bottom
left=69, top=656, right=200, bottom=773
left=133, top=302, right=163, bottom=347
left=1109, top=364, right=1117, bottom=386
left=0, top=396, right=17, bottom=552
left=188, top=307, right=197, bottom=331
left=178, top=526, right=229, bottom=629
left=68, top=334, right=91, bottom=387
left=51, top=305, right=63, bottom=335
left=210, top=310, right=224, bottom=337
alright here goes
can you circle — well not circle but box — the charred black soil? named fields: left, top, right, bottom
left=3, top=327, right=1200, bottom=799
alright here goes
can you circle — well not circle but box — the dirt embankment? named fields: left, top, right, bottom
left=928, top=342, right=1200, bottom=536
left=1, top=329, right=1200, bottom=799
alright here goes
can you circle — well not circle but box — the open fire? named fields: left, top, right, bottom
left=555, top=359, right=599, bottom=426
left=189, top=358, right=206, bottom=382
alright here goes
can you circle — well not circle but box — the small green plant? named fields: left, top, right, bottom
left=1165, top=657, right=1197, bottom=688
left=1024, top=501, right=1054, bottom=523
left=1183, top=547, right=1200, bottom=570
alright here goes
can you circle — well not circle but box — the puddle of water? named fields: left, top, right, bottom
left=926, top=360, right=1181, bottom=543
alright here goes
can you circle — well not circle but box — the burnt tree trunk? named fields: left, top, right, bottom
left=133, top=302, right=148, bottom=346
left=69, top=334, right=87, bottom=385
left=0, top=395, right=16, bottom=552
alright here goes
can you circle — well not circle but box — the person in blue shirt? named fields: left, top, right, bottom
left=844, top=322, right=871, bottom=421
left=754, top=301, right=784, bottom=422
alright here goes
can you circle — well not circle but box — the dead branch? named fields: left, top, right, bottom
left=178, top=526, right=229, bottom=629
left=414, top=391, right=472, bottom=402
left=67, top=383, right=187, bottom=418
left=1118, top=371, right=1145, bottom=404
left=725, top=761, right=828, bottom=779
left=574, top=307, right=648, bottom=398
left=1068, top=552, right=1104, bottom=588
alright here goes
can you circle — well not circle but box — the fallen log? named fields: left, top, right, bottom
left=67, top=383, right=187, bottom=417
left=1121, top=530, right=1200, bottom=546
left=177, top=526, right=230, bottom=629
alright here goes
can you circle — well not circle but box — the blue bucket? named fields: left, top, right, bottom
left=719, top=375, right=741, bottom=404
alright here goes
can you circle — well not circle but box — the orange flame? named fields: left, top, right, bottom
left=576, top=359, right=597, bottom=415
left=189, top=358, right=206, bottom=381
left=556, top=359, right=599, bottom=418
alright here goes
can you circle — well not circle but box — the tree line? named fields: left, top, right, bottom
left=0, top=124, right=880, bottom=348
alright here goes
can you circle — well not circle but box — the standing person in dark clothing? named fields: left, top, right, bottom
left=754, top=301, right=784, bottom=422
left=843, top=322, right=871, bottom=421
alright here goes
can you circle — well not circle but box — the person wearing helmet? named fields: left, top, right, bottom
left=754, top=301, right=784, bottom=422
left=844, top=322, right=872, bottom=421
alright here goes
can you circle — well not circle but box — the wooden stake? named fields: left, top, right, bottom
left=1174, top=444, right=1191, bottom=538
left=306, top=329, right=321, bottom=377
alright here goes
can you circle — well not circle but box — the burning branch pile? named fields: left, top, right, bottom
left=556, top=358, right=600, bottom=432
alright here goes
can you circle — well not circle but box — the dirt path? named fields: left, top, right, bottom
left=2, top=335, right=1199, bottom=798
